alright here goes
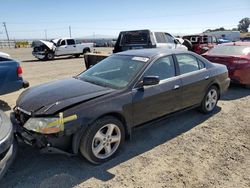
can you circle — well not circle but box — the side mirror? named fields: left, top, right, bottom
left=143, top=76, right=160, bottom=86
left=174, top=39, right=179, bottom=44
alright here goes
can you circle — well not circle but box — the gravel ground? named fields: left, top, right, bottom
left=0, top=48, right=249, bottom=188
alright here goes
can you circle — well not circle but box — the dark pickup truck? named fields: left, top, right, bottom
left=0, top=53, right=29, bottom=95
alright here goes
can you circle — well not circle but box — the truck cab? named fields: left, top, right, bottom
left=54, top=38, right=78, bottom=56
left=113, top=30, right=187, bottom=53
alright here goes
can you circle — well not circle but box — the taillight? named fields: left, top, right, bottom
left=17, top=66, right=23, bottom=77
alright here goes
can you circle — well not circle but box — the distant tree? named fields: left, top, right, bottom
left=204, top=27, right=226, bottom=33
left=238, top=17, right=250, bottom=32
left=232, top=28, right=238, bottom=31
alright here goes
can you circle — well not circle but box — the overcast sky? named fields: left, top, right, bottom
left=0, top=0, right=249, bottom=40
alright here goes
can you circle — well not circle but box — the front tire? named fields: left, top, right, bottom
left=199, top=86, right=219, bottom=114
left=46, top=52, right=54, bottom=60
left=74, top=54, right=80, bottom=58
left=79, top=116, right=125, bottom=164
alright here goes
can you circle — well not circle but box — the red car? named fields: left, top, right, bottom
left=183, top=34, right=218, bottom=54
left=202, top=42, right=250, bottom=87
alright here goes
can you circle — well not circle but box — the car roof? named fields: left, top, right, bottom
left=0, top=52, right=10, bottom=58
left=221, top=41, right=250, bottom=46
left=115, top=48, right=189, bottom=58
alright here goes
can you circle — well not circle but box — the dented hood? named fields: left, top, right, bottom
left=16, top=78, right=115, bottom=115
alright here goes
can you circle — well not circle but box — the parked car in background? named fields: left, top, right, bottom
left=32, top=38, right=94, bottom=60
left=202, top=42, right=250, bottom=87
left=113, top=29, right=187, bottom=53
left=84, top=29, right=188, bottom=69
left=183, top=34, right=218, bottom=54
left=0, top=110, right=16, bottom=180
left=12, top=48, right=229, bottom=164
left=0, top=53, right=29, bottom=95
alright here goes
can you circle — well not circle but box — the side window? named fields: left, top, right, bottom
left=176, top=54, right=200, bottom=74
left=212, top=36, right=217, bottom=43
left=67, top=39, right=75, bottom=45
left=207, top=36, right=212, bottom=43
left=61, top=40, right=66, bottom=46
left=0, top=57, right=11, bottom=61
left=155, top=32, right=167, bottom=43
left=144, top=56, right=175, bottom=80
left=165, top=33, right=175, bottom=43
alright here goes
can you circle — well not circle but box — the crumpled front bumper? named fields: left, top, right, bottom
left=32, top=52, right=46, bottom=59
left=10, top=112, right=75, bottom=156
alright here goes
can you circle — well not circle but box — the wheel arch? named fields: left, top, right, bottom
left=83, top=47, right=91, bottom=53
left=71, top=112, right=131, bottom=154
left=95, top=112, right=131, bottom=140
left=208, top=82, right=221, bottom=99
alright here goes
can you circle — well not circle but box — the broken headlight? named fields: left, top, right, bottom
left=23, top=113, right=77, bottom=134
left=24, top=116, right=63, bottom=134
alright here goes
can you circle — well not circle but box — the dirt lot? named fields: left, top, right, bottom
left=0, top=48, right=249, bottom=188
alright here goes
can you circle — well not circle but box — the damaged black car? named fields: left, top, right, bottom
left=12, top=48, right=230, bottom=164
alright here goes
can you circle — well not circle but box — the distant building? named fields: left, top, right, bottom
left=204, top=31, right=240, bottom=42
left=0, top=40, right=15, bottom=48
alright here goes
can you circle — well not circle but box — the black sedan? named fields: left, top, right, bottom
left=12, top=49, right=230, bottom=164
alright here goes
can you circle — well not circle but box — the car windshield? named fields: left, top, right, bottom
left=78, top=55, right=147, bottom=89
left=209, top=45, right=250, bottom=56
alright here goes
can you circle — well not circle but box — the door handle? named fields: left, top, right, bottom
left=205, top=76, right=210, bottom=80
left=174, top=85, right=180, bottom=90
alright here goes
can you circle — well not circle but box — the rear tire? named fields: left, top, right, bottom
left=79, top=116, right=125, bottom=164
left=83, top=48, right=90, bottom=55
left=199, top=86, right=219, bottom=114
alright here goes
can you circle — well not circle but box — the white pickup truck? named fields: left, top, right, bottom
left=32, top=38, right=93, bottom=60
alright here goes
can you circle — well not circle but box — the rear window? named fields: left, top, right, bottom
left=120, top=32, right=149, bottom=45
left=0, top=57, right=11, bottom=62
left=209, top=45, right=250, bottom=56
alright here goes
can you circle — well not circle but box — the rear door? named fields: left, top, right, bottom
left=66, top=39, right=77, bottom=54
left=132, top=55, right=182, bottom=126
left=174, top=53, right=210, bottom=108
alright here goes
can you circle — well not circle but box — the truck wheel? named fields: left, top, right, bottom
left=46, top=52, right=54, bottom=60
left=79, top=116, right=125, bottom=164
left=74, top=54, right=80, bottom=58
left=83, top=48, right=90, bottom=54
left=199, top=86, right=219, bottom=114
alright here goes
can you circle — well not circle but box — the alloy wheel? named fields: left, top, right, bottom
left=91, top=124, right=121, bottom=159
left=205, top=89, right=218, bottom=111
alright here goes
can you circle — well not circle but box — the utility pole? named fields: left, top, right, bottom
left=69, top=26, right=72, bottom=38
left=45, top=29, right=47, bottom=40
left=3, top=22, right=10, bottom=48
